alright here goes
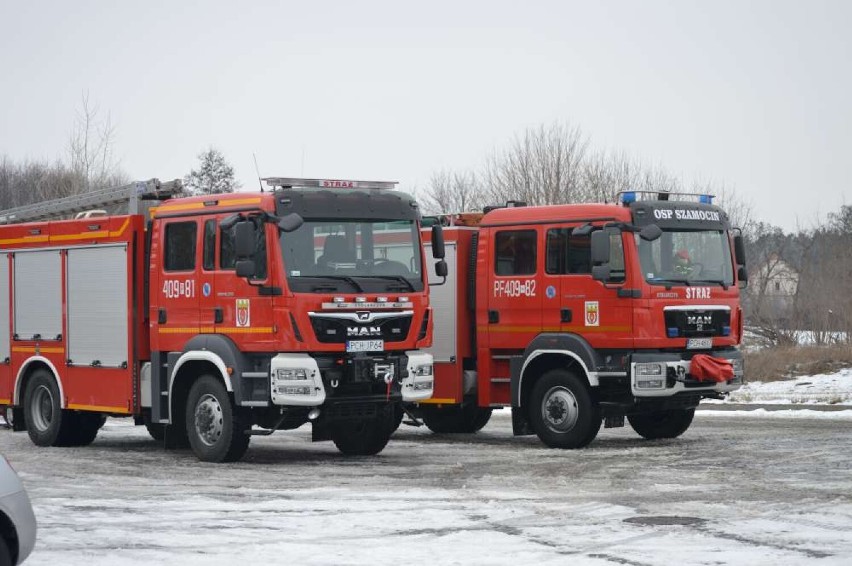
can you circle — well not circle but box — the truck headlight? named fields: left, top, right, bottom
left=634, top=362, right=665, bottom=389
left=413, top=364, right=433, bottom=377
left=413, top=380, right=433, bottom=391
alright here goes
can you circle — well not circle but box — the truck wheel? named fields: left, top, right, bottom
left=145, top=422, right=166, bottom=442
left=0, top=536, right=12, bottom=566
left=185, top=375, right=250, bottom=462
left=422, top=405, right=493, bottom=433
left=23, top=369, right=76, bottom=447
left=628, top=409, right=695, bottom=440
left=529, top=369, right=601, bottom=449
left=66, top=413, right=106, bottom=446
left=332, top=410, right=394, bottom=456
left=390, top=404, right=404, bottom=433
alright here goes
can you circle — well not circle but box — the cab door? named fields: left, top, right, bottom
left=153, top=219, right=202, bottom=352
left=213, top=215, right=277, bottom=350
left=485, top=228, right=542, bottom=352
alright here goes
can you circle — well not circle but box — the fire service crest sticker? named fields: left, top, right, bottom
left=236, top=299, right=251, bottom=327
left=584, top=301, right=599, bottom=326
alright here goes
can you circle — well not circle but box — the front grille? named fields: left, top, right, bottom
left=664, top=308, right=730, bottom=338
left=310, top=314, right=413, bottom=344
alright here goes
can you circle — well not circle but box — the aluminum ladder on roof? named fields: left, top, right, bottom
left=0, top=178, right=183, bottom=225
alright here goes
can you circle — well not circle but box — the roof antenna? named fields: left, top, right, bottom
left=253, top=153, right=264, bottom=192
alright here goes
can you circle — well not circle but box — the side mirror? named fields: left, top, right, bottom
left=234, top=221, right=255, bottom=259
left=435, top=260, right=448, bottom=278
left=592, top=265, right=611, bottom=282
left=236, top=259, right=256, bottom=278
left=733, top=234, right=746, bottom=266
left=639, top=224, right=663, bottom=242
left=738, top=265, right=748, bottom=286
left=277, top=212, right=304, bottom=233
left=590, top=230, right=611, bottom=265
left=431, top=225, right=446, bottom=259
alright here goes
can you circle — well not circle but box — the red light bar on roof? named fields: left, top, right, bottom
left=263, top=177, right=398, bottom=190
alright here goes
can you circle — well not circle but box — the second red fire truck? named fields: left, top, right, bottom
left=0, top=177, right=443, bottom=462
left=414, top=190, right=746, bottom=448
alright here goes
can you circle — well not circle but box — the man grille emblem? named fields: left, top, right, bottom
left=356, top=311, right=370, bottom=321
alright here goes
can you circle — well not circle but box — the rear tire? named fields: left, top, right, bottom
left=185, top=375, right=250, bottom=462
left=422, top=404, right=493, bottom=434
left=145, top=422, right=166, bottom=442
left=66, top=413, right=106, bottom=446
left=628, top=408, right=695, bottom=440
left=23, top=369, right=76, bottom=447
left=528, top=369, right=601, bottom=449
left=332, top=409, right=394, bottom=456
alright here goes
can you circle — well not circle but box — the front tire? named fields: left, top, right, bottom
left=0, top=535, right=12, bottom=566
left=628, top=408, right=695, bottom=440
left=528, top=369, right=601, bottom=449
left=185, top=375, right=250, bottom=462
left=331, top=409, right=394, bottom=456
left=66, top=413, right=106, bottom=446
left=23, top=369, right=76, bottom=447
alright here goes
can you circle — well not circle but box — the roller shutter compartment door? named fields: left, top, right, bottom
left=67, top=245, right=129, bottom=368
left=0, top=253, right=8, bottom=361
left=14, top=250, right=63, bottom=341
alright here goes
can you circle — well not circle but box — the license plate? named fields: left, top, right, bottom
left=687, top=337, right=712, bottom=350
left=346, top=339, right=384, bottom=353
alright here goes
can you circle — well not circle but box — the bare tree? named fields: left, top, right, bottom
left=421, top=169, right=482, bottom=214
left=67, top=92, right=126, bottom=191
left=482, top=122, right=589, bottom=206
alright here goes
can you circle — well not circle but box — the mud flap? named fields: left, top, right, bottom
left=511, top=406, right=534, bottom=436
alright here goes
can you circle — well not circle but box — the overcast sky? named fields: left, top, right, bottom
left=1, top=0, right=849, bottom=230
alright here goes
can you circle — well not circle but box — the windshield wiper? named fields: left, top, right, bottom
left=361, top=275, right=415, bottom=291
left=311, top=275, right=364, bottom=292
left=692, top=279, right=730, bottom=290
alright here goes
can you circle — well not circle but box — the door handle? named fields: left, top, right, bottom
left=158, top=308, right=167, bottom=324
left=214, top=307, right=224, bottom=324
left=560, top=308, right=572, bottom=323
left=488, top=310, right=499, bottom=324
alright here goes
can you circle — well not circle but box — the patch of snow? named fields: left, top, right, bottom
left=698, top=408, right=852, bottom=420
left=728, top=368, right=852, bottom=405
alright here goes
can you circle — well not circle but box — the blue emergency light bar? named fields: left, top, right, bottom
left=617, top=190, right=715, bottom=206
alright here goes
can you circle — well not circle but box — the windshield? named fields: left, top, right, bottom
left=635, top=230, right=734, bottom=286
left=280, top=219, right=424, bottom=292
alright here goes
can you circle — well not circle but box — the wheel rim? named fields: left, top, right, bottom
left=194, top=394, right=224, bottom=446
left=30, top=384, right=55, bottom=432
left=541, top=386, right=579, bottom=433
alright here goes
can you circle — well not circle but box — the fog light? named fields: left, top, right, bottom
left=413, top=364, right=433, bottom=377
left=636, top=379, right=664, bottom=389
left=413, top=380, right=433, bottom=391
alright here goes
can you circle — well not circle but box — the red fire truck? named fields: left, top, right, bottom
left=0, top=178, right=443, bottom=462
left=415, top=191, right=746, bottom=448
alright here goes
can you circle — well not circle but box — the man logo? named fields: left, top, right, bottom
left=356, top=311, right=371, bottom=322
left=347, top=326, right=382, bottom=337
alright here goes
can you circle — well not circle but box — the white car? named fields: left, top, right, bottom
left=0, top=454, right=36, bottom=565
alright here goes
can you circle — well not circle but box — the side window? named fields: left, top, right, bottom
left=545, top=228, right=591, bottom=275
left=164, top=222, right=197, bottom=272
left=495, top=230, right=537, bottom=275
left=203, top=219, right=216, bottom=271
left=220, top=217, right=268, bottom=279
left=609, top=232, right=625, bottom=282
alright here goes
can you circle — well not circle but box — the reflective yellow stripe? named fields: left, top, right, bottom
left=67, top=403, right=129, bottom=413
left=0, top=235, right=49, bottom=245
left=416, top=398, right=459, bottom=405
left=0, top=398, right=11, bottom=405
left=154, top=197, right=263, bottom=215
left=158, top=327, right=274, bottom=334
left=12, top=346, right=65, bottom=354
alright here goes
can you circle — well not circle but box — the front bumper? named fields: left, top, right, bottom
left=630, top=350, right=744, bottom=398
left=269, top=351, right=433, bottom=407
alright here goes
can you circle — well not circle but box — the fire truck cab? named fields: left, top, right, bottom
left=1, top=177, right=441, bottom=462
left=418, top=191, right=746, bottom=448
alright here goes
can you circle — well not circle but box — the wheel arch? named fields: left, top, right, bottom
left=511, top=333, right=601, bottom=409
left=168, top=353, right=232, bottom=423
left=13, top=356, right=65, bottom=408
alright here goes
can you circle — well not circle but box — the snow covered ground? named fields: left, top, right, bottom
left=720, top=367, right=852, bottom=405
left=3, top=408, right=852, bottom=565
